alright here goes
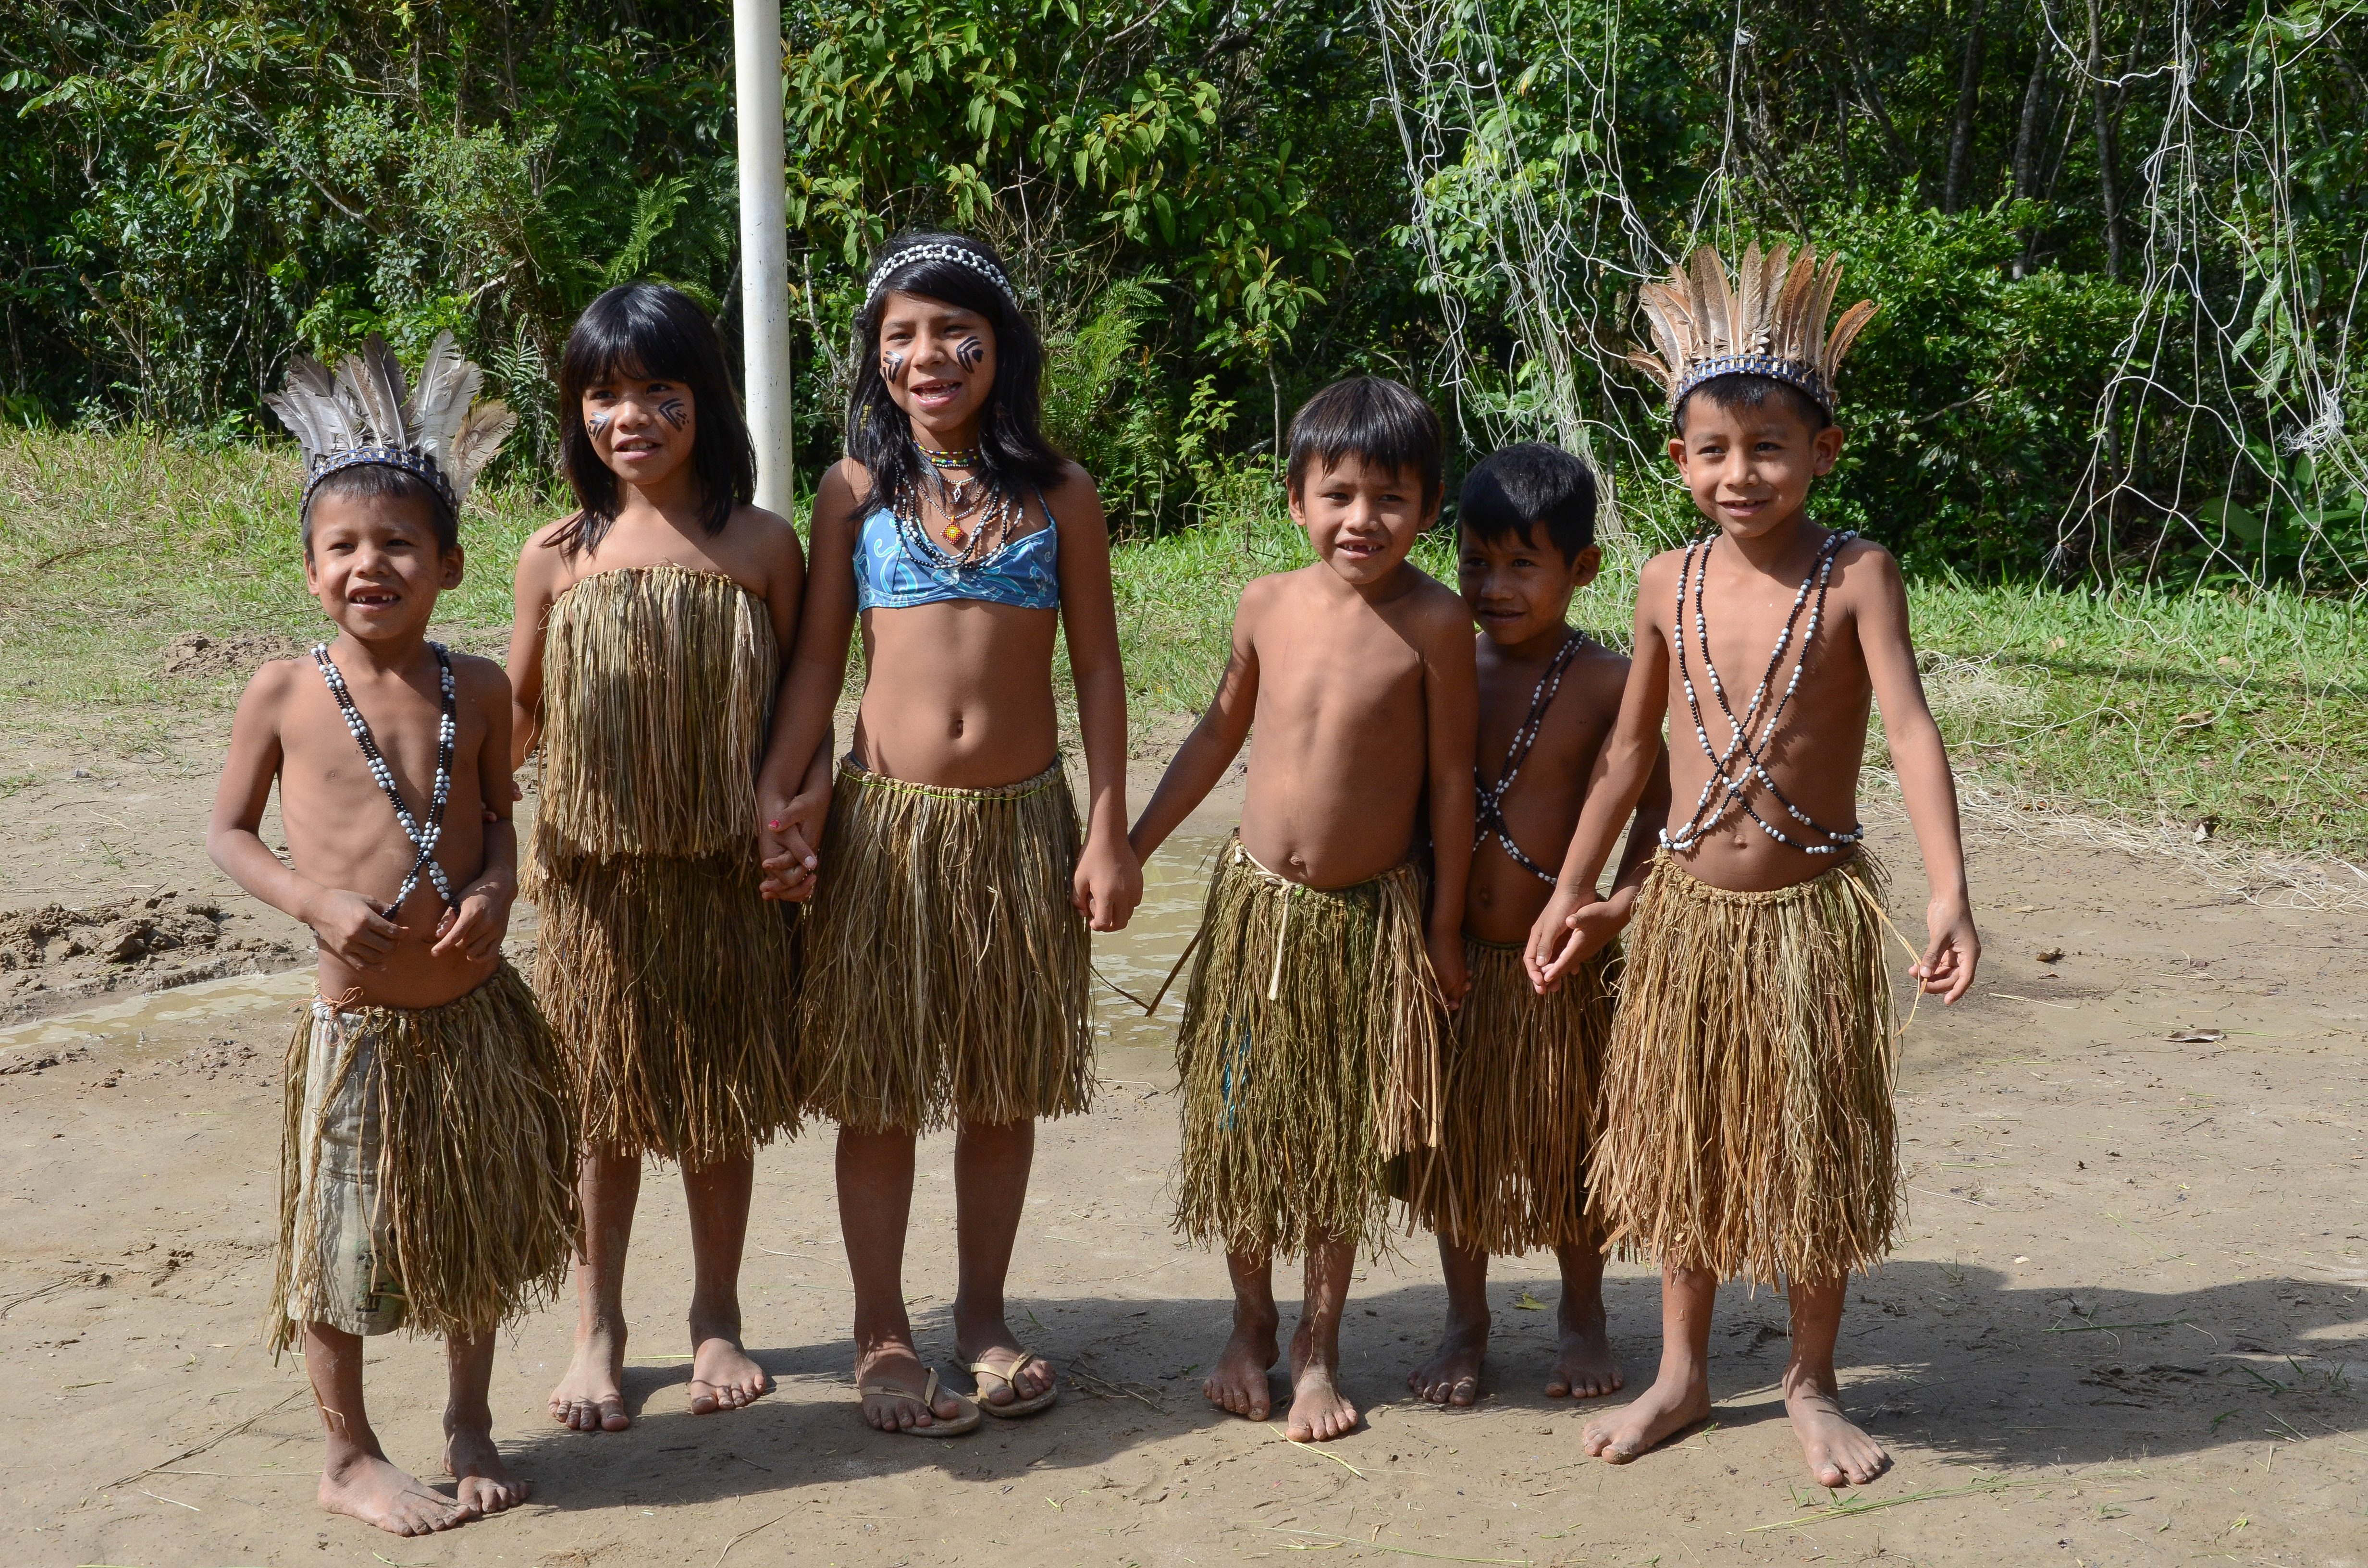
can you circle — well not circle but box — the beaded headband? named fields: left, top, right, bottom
left=864, top=242, right=1017, bottom=307
left=265, top=331, right=515, bottom=515
left=1625, top=243, right=1880, bottom=417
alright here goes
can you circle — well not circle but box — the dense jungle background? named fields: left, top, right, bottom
left=4, top=0, right=2364, bottom=583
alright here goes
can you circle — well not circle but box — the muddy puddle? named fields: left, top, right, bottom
left=0, top=833, right=1228, bottom=1061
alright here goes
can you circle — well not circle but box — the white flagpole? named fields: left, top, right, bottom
left=734, top=0, right=794, bottom=513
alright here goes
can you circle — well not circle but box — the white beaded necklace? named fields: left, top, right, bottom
left=1661, top=530, right=1865, bottom=856
left=312, top=642, right=457, bottom=917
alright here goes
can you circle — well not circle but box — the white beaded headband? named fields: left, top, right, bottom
left=864, top=242, right=1017, bottom=307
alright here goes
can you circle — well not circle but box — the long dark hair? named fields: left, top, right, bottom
left=549, top=282, right=755, bottom=556
left=847, top=230, right=1064, bottom=515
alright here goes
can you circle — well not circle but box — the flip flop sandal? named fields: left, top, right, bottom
left=964, top=1350, right=1060, bottom=1419
left=857, top=1367, right=981, bottom=1437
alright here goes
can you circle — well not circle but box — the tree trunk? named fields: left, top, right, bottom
left=1944, top=0, right=1989, bottom=214
left=2084, top=0, right=2124, bottom=280
left=2010, top=0, right=2054, bottom=277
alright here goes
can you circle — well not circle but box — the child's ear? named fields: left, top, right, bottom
left=1567, top=544, right=1603, bottom=590
left=441, top=544, right=466, bottom=591
left=1285, top=480, right=1308, bottom=526
left=1667, top=435, right=1689, bottom=475
left=1812, top=424, right=1845, bottom=475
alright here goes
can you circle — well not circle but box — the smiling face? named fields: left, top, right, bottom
left=1457, top=524, right=1602, bottom=650
left=581, top=364, right=697, bottom=492
left=875, top=291, right=997, bottom=447
left=302, top=487, right=461, bottom=644
left=1669, top=391, right=1845, bottom=542
left=1289, top=454, right=1437, bottom=589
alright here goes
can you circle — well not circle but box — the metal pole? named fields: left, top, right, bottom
left=734, top=0, right=794, bottom=513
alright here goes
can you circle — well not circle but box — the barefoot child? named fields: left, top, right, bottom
left=211, top=336, right=576, bottom=1535
left=509, top=283, right=812, bottom=1433
left=1131, top=376, right=1478, bottom=1444
left=1403, top=443, right=1670, bottom=1409
left=763, top=232, right=1141, bottom=1436
left=1530, top=245, right=1981, bottom=1487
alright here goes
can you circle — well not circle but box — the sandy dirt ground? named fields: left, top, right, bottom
left=2, top=698, right=2366, bottom=1568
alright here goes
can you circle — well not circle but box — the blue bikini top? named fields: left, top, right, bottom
left=854, top=492, right=1061, bottom=612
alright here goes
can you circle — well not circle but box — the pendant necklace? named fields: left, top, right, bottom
left=313, top=642, right=457, bottom=918
left=893, top=442, right=1020, bottom=564
left=1661, top=530, right=1865, bottom=856
left=1473, top=629, right=1585, bottom=884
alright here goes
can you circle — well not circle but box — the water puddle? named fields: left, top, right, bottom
left=0, top=966, right=315, bottom=1054
left=1091, top=831, right=1225, bottom=1055
left=1, top=832, right=1229, bottom=1061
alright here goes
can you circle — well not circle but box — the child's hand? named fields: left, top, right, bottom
left=759, top=783, right=830, bottom=902
left=432, top=881, right=513, bottom=962
left=1527, top=885, right=1628, bottom=993
left=1073, top=833, right=1144, bottom=932
left=1912, top=895, right=1980, bottom=1004
left=308, top=889, right=403, bottom=969
left=1426, top=926, right=1468, bottom=1010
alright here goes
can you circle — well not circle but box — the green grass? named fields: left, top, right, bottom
left=4, top=428, right=2363, bottom=858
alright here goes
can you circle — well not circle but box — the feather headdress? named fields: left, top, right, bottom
left=265, top=331, right=516, bottom=512
left=1625, top=243, right=1880, bottom=416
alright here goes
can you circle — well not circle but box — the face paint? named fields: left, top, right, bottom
left=655, top=396, right=688, bottom=431
left=586, top=409, right=613, bottom=438
left=881, top=349, right=906, bottom=381
left=954, top=336, right=985, bottom=372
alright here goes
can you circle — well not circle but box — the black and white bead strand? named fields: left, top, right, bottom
left=1473, top=629, right=1585, bottom=884
left=1661, top=531, right=1865, bottom=856
left=312, top=642, right=458, bottom=918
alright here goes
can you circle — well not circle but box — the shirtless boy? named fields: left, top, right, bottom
left=1132, top=375, right=1477, bottom=1443
left=1404, top=442, right=1669, bottom=1408
left=1529, top=245, right=1980, bottom=1487
left=210, top=336, right=576, bottom=1535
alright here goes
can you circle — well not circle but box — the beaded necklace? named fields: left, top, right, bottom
left=1473, top=629, right=1585, bottom=884
left=1661, top=530, right=1864, bottom=856
left=891, top=442, right=1023, bottom=564
left=312, top=641, right=457, bottom=917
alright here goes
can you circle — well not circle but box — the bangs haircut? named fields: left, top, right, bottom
left=1458, top=442, right=1598, bottom=564
left=1673, top=371, right=1832, bottom=437
left=1286, top=376, right=1443, bottom=508
left=302, top=463, right=457, bottom=556
left=551, top=282, right=754, bottom=557
left=848, top=230, right=1063, bottom=516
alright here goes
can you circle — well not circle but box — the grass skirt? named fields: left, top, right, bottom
left=269, top=962, right=579, bottom=1353
left=796, top=758, right=1093, bottom=1134
left=1591, top=850, right=1900, bottom=1284
left=1401, top=936, right=1614, bottom=1255
left=1173, top=837, right=1448, bottom=1258
left=532, top=853, right=799, bottom=1167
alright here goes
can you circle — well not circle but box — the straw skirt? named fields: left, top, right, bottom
left=1401, top=935, right=1614, bottom=1255
left=1590, top=850, right=1900, bottom=1284
left=269, top=962, right=579, bottom=1353
left=795, top=758, right=1094, bottom=1134
left=1172, top=837, right=1448, bottom=1258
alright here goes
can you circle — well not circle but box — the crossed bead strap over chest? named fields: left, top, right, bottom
left=1662, top=531, right=1865, bottom=857
left=1473, top=630, right=1586, bottom=886
left=312, top=642, right=458, bottom=919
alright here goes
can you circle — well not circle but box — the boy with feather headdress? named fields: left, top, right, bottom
left=1527, top=245, right=1981, bottom=1486
left=209, top=333, right=580, bottom=1536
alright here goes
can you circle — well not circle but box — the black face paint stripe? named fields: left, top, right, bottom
left=882, top=349, right=906, bottom=380
left=954, top=336, right=985, bottom=371
left=656, top=397, right=688, bottom=431
left=586, top=410, right=613, bottom=436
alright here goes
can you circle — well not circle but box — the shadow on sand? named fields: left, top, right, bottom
left=510, top=1261, right=2368, bottom=1510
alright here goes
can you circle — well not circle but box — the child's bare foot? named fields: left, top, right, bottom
left=1787, top=1382, right=1889, bottom=1487
left=1545, top=1306, right=1624, bottom=1399
left=688, top=1327, right=770, bottom=1415
left=1408, top=1310, right=1488, bottom=1406
left=442, top=1425, right=529, bottom=1515
left=319, top=1452, right=473, bottom=1536
left=1203, top=1309, right=1281, bottom=1421
left=548, top=1318, right=629, bottom=1433
left=1285, top=1322, right=1359, bottom=1442
left=1580, top=1368, right=1711, bottom=1462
